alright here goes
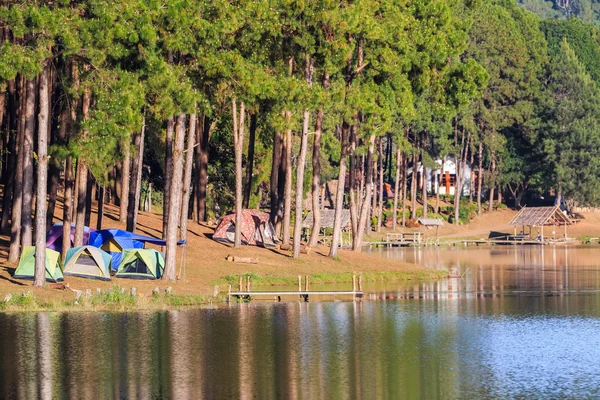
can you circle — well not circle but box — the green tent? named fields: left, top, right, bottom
left=64, top=246, right=112, bottom=281
left=116, top=248, right=164, bottom=280
left=14, top=246, right=64, bottom=283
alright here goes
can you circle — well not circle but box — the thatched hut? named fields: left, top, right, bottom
left=509, top=206, right=572, bottom=241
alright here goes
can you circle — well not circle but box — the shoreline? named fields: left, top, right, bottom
left=0, top=270, right=447, bottom=312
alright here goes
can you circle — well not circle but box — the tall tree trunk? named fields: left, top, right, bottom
left=119, top=145, right=130, bottom=223
left=488, top=156, right=496, bottom=213
left=163, top=114, right=186, bottom=280
left=21, top=78, right=36, bottom=248
left=7, top=77, right=25, bottom=262
left=477, top=141, right=483, bottom=216
left=96, top=185, right=104, bottom=230
left=180, top=113, right=197, bottom=243
left=162, top=117, right=174, bottom=237
left=410, top=152, right=418, bottom=220
left=401, top=153, right=407, bottom=226
left=126, top=115, right=146, bottom=232
left=349, top=125, right=359, bottom=237
left=422, top=157, right=428, bottom=219
left=243, top=112, right=257, bottom=209
left=308, top=107, right=324, bottom=247
left=392, top=147, right=401, bottom=230
left=61, top=156, right=73, bottom=260
left=293, top=56, right=313, bottom=258
left=276, top=133, right=287, bottom=235
left=353, top=134, right=376, bottom=250
left=329, top=123, right=349, bottom=257
left=34, top=68, right=49, bottom=287
left=196, top=116, right=213, bottom=223
left=269, top=129, right=282, bottom=226
left=232, top=100, right=246, bottom=248
left=74, top=87, right=90, bottom=247
left=46, top=67, right=61, bottom=229
left=368, top=157, right=376, bottom=233
left=0, top=79, right=17, bottom=233
left=282, top=112, right=293, bottom=246
left=377, top=138, right=384, bottom=232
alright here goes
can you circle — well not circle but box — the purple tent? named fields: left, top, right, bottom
left=46, top=223, right=95, bottom=251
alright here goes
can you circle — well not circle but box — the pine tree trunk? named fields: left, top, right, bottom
left=329, top=123, right=349, bottom=257
left=162, top=116, right=174, bottom=238
left=46, top=68, right=61, bottom=229
left=0, top=79, right=17, bottom=233
left=353, top=134, right=376, bottom=250
left=309, top=107, right=324, bottom=247
left=196, top=116, right=211, bottom=223
left=180, top=113, right=197, bottom=243
left=401, top=153, right=407, bottom=226
left=74, top=88, right=90, bottom=247
left=119, top=145, right=130, bottom=223
left=21, top=78, right=36, bottom=248
left=282, top=113, right=293, bottom=246
left=96, top=185, right=104, bottom=230
left=163, top=114, right=186, bottom=280
left=477, top=141, right=483, bottom=216
left=488, top=156, right=496, bottom=212
left=243, top=112, right=257, bottom=209
left=269, top=129, right=282, bottom=226
left=422, top=160, right=428, bottom=219
left=127, top=116, right=146, bottom=232
left=349, top=126, right=358, bottom=238
left=61, top=156, right=73, bottom=260
left=293, top=56, right=313, bottom=258
left=411, top=152, right=418, bottom=220
left=7, top=77, right=25, bottom=262
left=232, top=100, right=246, bottom=248
left=377, top=138, right=384, bottom=232
left=393, top=147, right=401, bottom=231
left=34, top=68, right=49, bottom=288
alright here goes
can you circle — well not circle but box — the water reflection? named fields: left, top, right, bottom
left=0, top=299, right=599, bottom=398
left=1, top=246, right=600, bottom=398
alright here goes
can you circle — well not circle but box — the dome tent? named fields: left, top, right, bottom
left=115, top=249, right=165, bottom=280
left=64, top=246, right=112, bottom=281
left=13, top=246, right=64, bottom=283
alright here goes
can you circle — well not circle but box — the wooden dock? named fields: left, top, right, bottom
left=228, top=275, right=364, bottom=302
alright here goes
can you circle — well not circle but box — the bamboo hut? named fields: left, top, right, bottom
left=509, top=206, right=572, bottom=242
left=417, top=218, right=444, bottom=243
left=302, top=210, right=351, bottom=246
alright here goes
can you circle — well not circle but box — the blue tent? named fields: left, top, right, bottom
left=88, top=229, right=184, bottom=271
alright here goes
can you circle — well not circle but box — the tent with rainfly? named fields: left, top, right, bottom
left=46, top=223, right=94, bottom=251
left=64, top=246, right=112, bottom=281
left=213, top=210, right=278, bottom=248
left=116, top=249, right=165, bottom=280
left=13, top=246, right=64, bottom=283
left=88, top=229, right=183, bottom=271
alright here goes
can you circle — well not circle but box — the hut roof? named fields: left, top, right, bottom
left=509, top=206, right=571, bottom=226
left=302, top=209, right=351, bottom=229
left=418, top=218, right=444, bottom=227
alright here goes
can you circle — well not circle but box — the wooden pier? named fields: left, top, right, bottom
left=228, top=274, right=364, bottom=302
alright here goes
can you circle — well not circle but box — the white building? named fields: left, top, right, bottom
left=410, top=155, right=478, bottom=197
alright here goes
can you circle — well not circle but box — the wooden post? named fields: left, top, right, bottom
left=246, top=275, right=250, bottom=292
left=358, top=275, right=363, bottom=291
left=305, top=275, right=309, bottom=291
left=298, top=275, right=302, bottom=292
left=238, top=276, right=242, bottom=291
left=352, top=274, right=357, bottom=292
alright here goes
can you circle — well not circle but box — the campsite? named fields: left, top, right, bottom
left=4, top=1, right=600, bottom=398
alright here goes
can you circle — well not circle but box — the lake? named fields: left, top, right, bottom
left=1, top=246, right=600, bottom=399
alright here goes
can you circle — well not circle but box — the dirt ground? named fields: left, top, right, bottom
left=2, top=193, right=599, bottom=302
left=0, top=199, right=436, bottom=300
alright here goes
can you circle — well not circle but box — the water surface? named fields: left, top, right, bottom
left=1, top=246, right=600, bottom=399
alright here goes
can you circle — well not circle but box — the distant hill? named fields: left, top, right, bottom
left=517, top=0, right=600, bottom=25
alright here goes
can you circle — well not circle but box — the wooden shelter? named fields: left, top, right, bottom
left=509, top=206, right=572, bottom=242
left=417, top=218, right=444, bottom=243
left=302, top=210, right=351, bottom=246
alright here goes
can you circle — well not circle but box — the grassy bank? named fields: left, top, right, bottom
left=0, top=268, right=447, bottom=312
